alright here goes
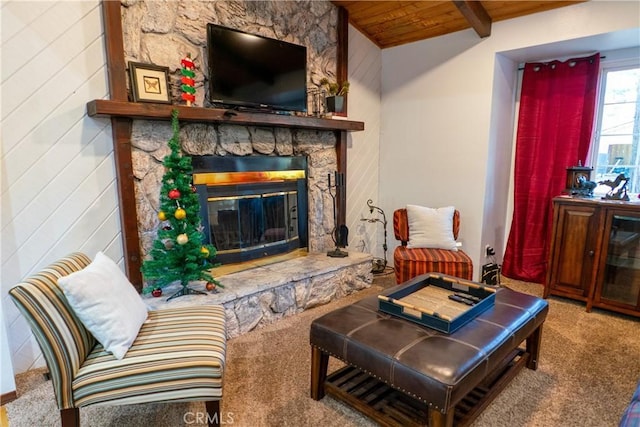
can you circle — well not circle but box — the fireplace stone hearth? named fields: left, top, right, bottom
left=143, top=251, right=373, bottom=338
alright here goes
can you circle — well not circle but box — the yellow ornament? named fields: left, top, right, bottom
left=158, top=211, right=167, bottom=221
left=176, top=234, right=189, bottom=245
left=201, top=246, right=210, bottom=257
left=174, top=208, right=186, bottom=220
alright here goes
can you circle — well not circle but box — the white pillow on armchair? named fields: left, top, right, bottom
left=58, top=251, right=148, bottom=359
left=406, top=204, right=458, bottom=251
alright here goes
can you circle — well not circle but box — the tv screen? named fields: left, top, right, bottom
left=207, top=24, right=307, bottom=113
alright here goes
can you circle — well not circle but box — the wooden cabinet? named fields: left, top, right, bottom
left=545, top=197, right=640, bottom=317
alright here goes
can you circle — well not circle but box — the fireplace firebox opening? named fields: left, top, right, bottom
left=193, top=156, right=308, bottom=265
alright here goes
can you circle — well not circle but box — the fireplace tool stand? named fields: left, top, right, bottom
left=327, top=171, right=348, bottom=258
left=360, top=199, right=388, bottom=274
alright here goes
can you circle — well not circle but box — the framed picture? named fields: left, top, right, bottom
left=128, top=62, right=171, bottom=103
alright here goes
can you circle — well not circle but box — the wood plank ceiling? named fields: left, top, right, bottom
left=332, top=1, right=585, bottom=48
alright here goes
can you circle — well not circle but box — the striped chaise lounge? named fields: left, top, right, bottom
left=393, top=208, right=473, bottom=284
left=9, top=253, right=226, bottom=427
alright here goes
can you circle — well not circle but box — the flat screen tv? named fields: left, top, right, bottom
left=207, top=24, right=307, bottom=113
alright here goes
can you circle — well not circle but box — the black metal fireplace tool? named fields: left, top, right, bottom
left=327, top=171, right=348, bottom=257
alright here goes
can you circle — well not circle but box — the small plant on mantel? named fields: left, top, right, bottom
left=320, top=78, right=349, bottom=113
left=319, top=78, right=350, bottom=96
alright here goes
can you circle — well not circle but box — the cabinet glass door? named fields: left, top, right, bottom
left=601, top=214, right=640, bottom=307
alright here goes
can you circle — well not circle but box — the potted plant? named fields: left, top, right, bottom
left=320, top=78, right=349, bottom=113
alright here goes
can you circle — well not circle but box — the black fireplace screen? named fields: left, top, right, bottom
left=208, top=191, right=299, bottom=251
left=193, top=156, right=308, bottom=264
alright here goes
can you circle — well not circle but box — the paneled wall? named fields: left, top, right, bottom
left=1, top=1, right=122, bottom=374
left=346, top=27, right=382, bottom=261
left=0, top=0, right=382, bottom=378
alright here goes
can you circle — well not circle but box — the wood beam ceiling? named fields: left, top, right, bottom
left=452, top=0, right=492, bottom=38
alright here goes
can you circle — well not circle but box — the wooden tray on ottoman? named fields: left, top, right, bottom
left=378, top=273, right=496, bottom=334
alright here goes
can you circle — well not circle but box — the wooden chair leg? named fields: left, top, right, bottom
left=60, top=408, right=79, bottom=427
left=205, top=400, right=221, bottom=427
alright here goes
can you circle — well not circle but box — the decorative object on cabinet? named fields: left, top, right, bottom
left=545, top=196, right=640, bottom=317
left=599, top=173, right=630, bottom=201
left=128, top=62, right=171, bottom=104
left=565, top=163, right=595, bottom=197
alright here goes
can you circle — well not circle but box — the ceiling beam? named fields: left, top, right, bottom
left=452, top=0, right=492, bottom=38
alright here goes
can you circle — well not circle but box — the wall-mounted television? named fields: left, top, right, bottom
left=207, top=24, right=307, bottom=113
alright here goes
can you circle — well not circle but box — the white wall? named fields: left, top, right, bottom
left=345, top=26, right=383, bottom=262
left=1, top=0, right=122, bottom=377
left=380, top=1, right=640, bottom=280
left=1, top=319, right=16, bottom=396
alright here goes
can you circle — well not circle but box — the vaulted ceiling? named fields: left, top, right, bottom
left=332, top=1, right=585, bottom=48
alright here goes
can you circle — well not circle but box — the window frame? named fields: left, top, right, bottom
left=589, top=57, right=640, bottom=196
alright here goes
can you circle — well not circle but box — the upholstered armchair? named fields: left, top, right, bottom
left=9, top=253, right=226, bottom=427
left=393, top=207, right=473, bottom=283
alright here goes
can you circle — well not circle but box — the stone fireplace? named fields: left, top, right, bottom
left=134, top=123, right=373, bottom=337
left=116, top=0, right=372, bottom=336
left=133, top=123, right=341, bottom=262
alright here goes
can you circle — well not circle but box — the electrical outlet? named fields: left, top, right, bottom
left=485, top=245, right=495, bottom=257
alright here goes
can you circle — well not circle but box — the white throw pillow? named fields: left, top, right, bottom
left=58, top=252, right=148, bottom=359
left=406, top=205, right=458, bottom=251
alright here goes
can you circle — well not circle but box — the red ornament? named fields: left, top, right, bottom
left=168, top=189, right=181, bottom=200
left=191, top=185, right=197, bottom=193
left=181, top=57, right=195, bottom=69
left=181, top=93, right=196, bottom=103
left=206, top=282, right=216, bottom=291
left=152, top=288, right=162, bottom=297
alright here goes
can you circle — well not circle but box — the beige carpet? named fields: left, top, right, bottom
left=6, top=273, right=640, bottom=426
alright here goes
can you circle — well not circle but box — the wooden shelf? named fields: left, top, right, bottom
left=87, top=99, right=364, bottom=132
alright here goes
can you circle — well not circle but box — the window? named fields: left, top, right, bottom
left=592, top=61, right=640, bottom=196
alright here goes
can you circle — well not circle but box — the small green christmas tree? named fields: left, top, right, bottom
left=141, top=109, right=220, bottom=300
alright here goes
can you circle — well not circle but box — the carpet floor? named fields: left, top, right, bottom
left=6, top=273, right=640, bottom=426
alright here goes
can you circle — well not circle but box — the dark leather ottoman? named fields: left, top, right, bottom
left=310, top=278, right=549, bottom=427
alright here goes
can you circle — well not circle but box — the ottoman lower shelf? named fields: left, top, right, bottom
left=324, top=348, right=529, bottom=427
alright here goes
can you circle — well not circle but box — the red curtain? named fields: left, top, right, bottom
left=502, top=53, right=600, bottom=283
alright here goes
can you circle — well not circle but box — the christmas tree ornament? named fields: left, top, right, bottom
left=152, top=288, right=163, bottom=297
left=201, top=246, right=210, bottom=258
left=180, top=53, right=196, bottom=106
left=158, top=210, right=167, bottom=221
left=168, top=189, right=181, bottom=200
left=176, top=233, right=189, bottom=245
left=191, top=185, right=197, bottom=193
left=206, top=282, right=216, bottom=291
left=174, top=207, right=186, bottom=220
left=141, top=109, right=222, bottom=300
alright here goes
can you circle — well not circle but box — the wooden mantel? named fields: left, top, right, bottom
left=87, top=100, right=364, bottom=132
left=92, top=1, right=357, bottom=289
